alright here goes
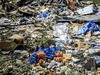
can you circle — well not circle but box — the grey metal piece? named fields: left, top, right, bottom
left=67, top=12, right=100, bottom=22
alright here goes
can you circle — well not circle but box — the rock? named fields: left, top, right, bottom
left=38, top=71, right=44, bottom=75
left=74, top=71, right=79, bottom=75
left=91, top=72, right=96, bottom=75
left=21, top=51, right=29, bottom=58
left=47, top=60, right=57, bottom=69
left=65, top=68, right=71, bottom=75
left=72, top=57, right=80, bottom=63
left=36, top=66, right=43, bottom=69
left=77, top=64, right=82, bottom=68
left=32, top=65, right=38, bottom=71
left=13, top=68, right=19, bottom=71
left=56, top=68, right=61, bottom=74
left=2, top=51, right=10, bottom=55
left=16, top=59, right=23, bottom=66
left=60, top=66, right=67, bottom=72
left=7, top=66, right=13, bottom=71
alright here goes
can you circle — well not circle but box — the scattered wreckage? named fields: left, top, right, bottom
left=0, top=0, right=100, bottom=75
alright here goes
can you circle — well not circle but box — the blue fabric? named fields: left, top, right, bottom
left=27, top=46, right=61, bottom=63
left=76, top=20, right=100, bottom=35
left=31, top=52, right=37, bottom=58
left=93, top=9, right=99, bottom=13
left=39, top=12, right=50, bottom=18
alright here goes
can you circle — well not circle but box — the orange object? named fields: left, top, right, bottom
left=47, top=72, right=55, bottom=75
left=67, top=0, right=75, bottom=9
left=39, top=71, right=44, bottom=75
left=37, top=51, right=46, bottom=61
left=36, top=51, right=46, bottom=66
left=70, top=2, right=75, bottom=9
left=53, top=57, right=63, bottom=62
left=36, top=59, right=44, bottom=66
left=29, top=56, right=33, bottom=58
left=69, top=64, right=72, bottom=67
left=66, top=58, right=72, bottom=61
left=55, top=51, right=63, bottom=57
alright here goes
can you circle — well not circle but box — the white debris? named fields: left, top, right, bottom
left=76, top=5, right=93, bottom=15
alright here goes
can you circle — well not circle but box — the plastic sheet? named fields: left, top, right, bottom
left=52, top=22, right=69, bottom=41
left=93, top=9, right=99, bottom=13
left=39, top=12, right=50, bottom=18
left=76, top=20, right=100, bottom=35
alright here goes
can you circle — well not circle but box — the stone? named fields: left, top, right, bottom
left=16, top=59, right=23, bottom=66
left=2, top=51, right=10, bottom=55
left=72, top=57, right=80, bottom=63
left=47, top=60, right=57, bottom=69
left=7, top=66, right=13, bottom=71
left=77, top=64, right=82, bottom=68
left=21, top=51, right=29, bottom=58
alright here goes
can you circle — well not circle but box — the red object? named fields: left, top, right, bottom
left=69, top=64, right=72, bottom=67
left=29, top=56, right=33, bottom=58
left=0, top=2, right=1, bottom=4
left=53, top=57, right=63, bottom=62
left=36, top=59, right=44, bottom=66
left=36, top=51, right=46, bottom=66
left=47, top=72, right=55, bottom=75
left=66, top=58, right=72, bottom=61
left=67, top=0, right=70, bottom=2
left=70, top=2, right=75, bottom=9
left=55, top=51, right=63, bottom=57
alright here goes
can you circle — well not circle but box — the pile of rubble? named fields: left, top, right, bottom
left=0, top=0, right=100, bottom=75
